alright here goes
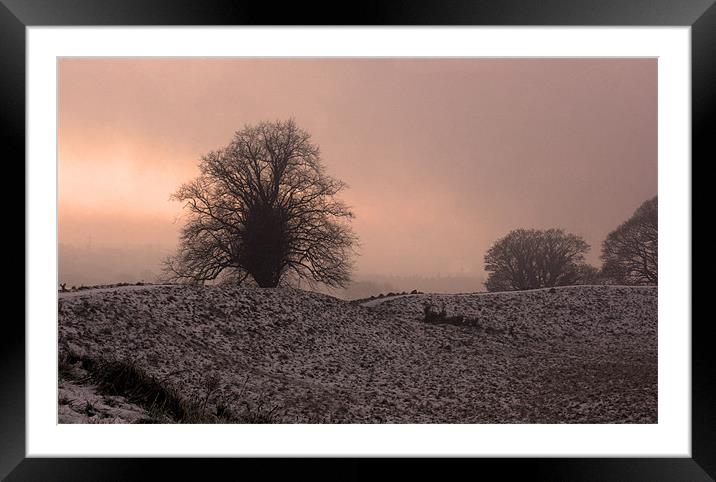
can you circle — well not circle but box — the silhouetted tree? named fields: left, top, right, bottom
left=600, top=196, right=657, bottom=285
left=165, top=119, right=357, bottom=288
left=484, top=228, right=591, bottom=292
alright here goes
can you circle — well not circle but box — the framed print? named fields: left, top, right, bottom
left=5, top=0, right=712, bottom=480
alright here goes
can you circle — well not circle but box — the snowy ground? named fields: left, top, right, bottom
left=58, top=284, right=657, bottom=423
left=58, top=356, right=152, bottom=423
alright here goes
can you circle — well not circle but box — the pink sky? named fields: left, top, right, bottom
left=58, top=58, right=656, bottom=280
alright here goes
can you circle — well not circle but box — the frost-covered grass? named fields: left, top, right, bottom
left=58, top=350, right=281, bottom=424
left=59, top=354, right=154, bottom=424
left=58, top=284, right=657, bottom=423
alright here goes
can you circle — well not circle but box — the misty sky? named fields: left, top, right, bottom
left=58, top=58, right=656, bottom=282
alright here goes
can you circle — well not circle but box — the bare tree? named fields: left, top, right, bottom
left=484, top=228, right=592, bottom=292
left=600, top=196, right=657, bottom=285
left=165, top=119, right=357, bottom=288
left=572, top=264, right=602, bottom=285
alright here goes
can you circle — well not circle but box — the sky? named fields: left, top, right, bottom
left=58, top=58, right=657, bottom=286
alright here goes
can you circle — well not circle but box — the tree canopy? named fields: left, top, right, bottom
left=484, top=228, right=592, bottom=292
left=600, top=196, right=657, bottom=285
left=165, top=119, right=357, bottom=288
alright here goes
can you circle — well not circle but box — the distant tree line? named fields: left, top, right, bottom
left=483, top=197, right=657, bottom=292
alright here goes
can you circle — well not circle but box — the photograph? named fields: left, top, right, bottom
left=57, top=57, right=658, bottom=425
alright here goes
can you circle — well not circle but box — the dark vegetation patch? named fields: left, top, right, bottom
left=421, top=302, right=506, bottom=335
left=59, top=281, right=159, bottom=292
left=350, top=289, right=424, bottom=304
left=59, top=349, right=281, bottom=424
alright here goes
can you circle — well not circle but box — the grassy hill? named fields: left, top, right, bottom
left=58, top=284, right=657, bottom=423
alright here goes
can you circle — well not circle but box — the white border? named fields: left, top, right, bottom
left=27, top=27, right=691, bottom=457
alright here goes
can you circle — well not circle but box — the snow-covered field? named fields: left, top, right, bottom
left=59, top=362, right=151, bottom=424
left=58, top=284, right=657, bottom=423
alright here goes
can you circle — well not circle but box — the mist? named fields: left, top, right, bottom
left=59, top=58, right=656, bottom=295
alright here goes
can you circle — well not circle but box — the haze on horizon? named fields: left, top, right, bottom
left=58, top=58, right=656, bottom=293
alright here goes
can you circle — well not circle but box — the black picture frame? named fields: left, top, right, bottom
left=4, top=1, right=711, bottom=480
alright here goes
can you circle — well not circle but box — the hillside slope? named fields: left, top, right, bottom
left=58, top=285, right=657, bottom=423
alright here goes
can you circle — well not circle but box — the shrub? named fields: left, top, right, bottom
left=422, top=303, right=482, bottom=329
